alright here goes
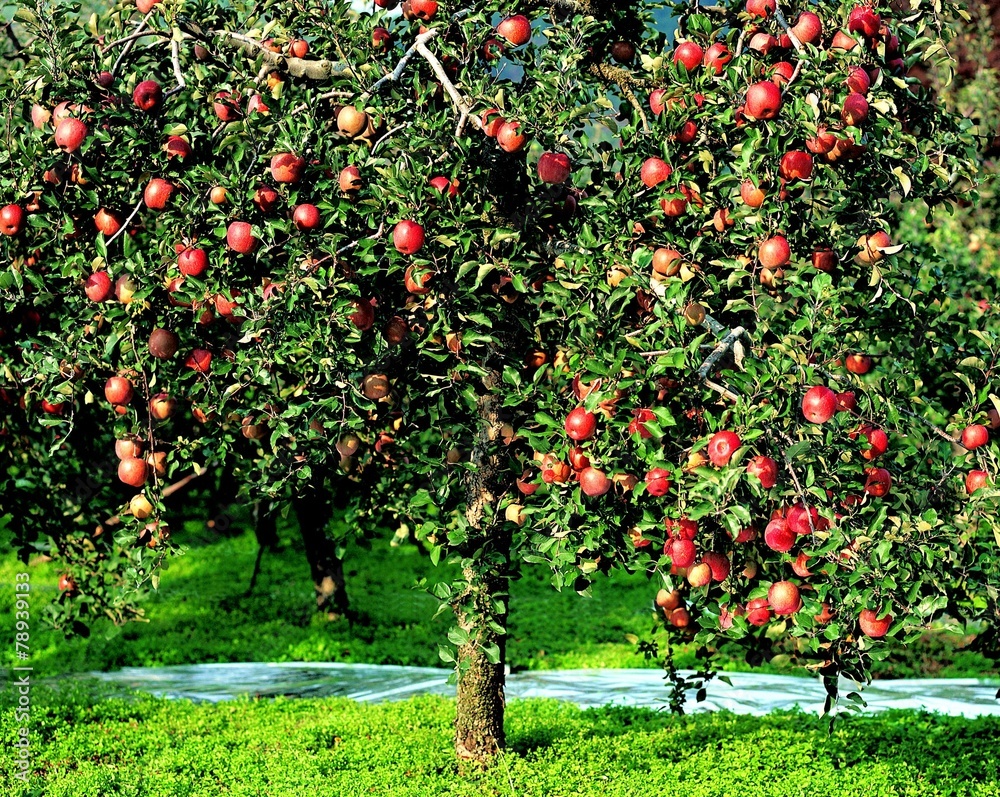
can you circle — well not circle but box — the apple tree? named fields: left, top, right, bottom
left=2, top=0, right=998, bottom=764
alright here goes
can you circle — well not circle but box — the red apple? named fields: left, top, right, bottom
left=791, top=552, right=813, bottom=578
left=746, top=597, right=772, bottom=626
left=293, top=203, right=322, bottom=231
left=84, top=271, right=113, bottom=302
left=497, top=121, right=526, bottom=153
left=94, top=209, right=124, bottom=237
left=579, top=467, right=611, bottom=497
left=740, top=181, right=765, bottom=208
left=812, top=247, right=837, bottom=272
left=640, top=157, right=672, bottom=188
left=702, top=551, right=731, bottom=582
left=565, top=406, right=597, bottom=441
left=164, top=135, right=192, bottom=159
left=667, top=538, right=696, bottom=568
left=791, top=11, right=822, bottom=45
left=481, top=109, right=504, bottom=137
left=858, top=425, right=889, bottom=460
left=538, top=152, right=571, bottom=184
left=764, top=518, right=795, bottom=552
left=961, top=424, right=989, bottom=450
left=148, top=328, right=179, bottom=359
left=340, top=166, right=363, bottom=193
left=178, top=247, right=208, bottom=277
left=746, top=455, right=778, bottom=488
left=143, top=178, right=174, bottom=210
left=185, top=348, right=212, bottom=373
left=802, top=386, right=836, bottom=423
left=703, top=42, right=731, bottom=75
left=746, top=0, right=775, bottom=17
left=104, top=376, right=134, bottom=405
left=749, top=32, right=778, bottom=55
left=966, top=470, right=988, bottom=495
left=769, top=581, right=801, bottom=616
left=226, top=221, right=258, bottom=254
left=848, top=6, right=881, bottom=38
left=745, top=81, right=781, bottom=121
left=118, top=456, right=149, bottom=488
left=864, top=467, right=892, bottom=497
left=393, top=220, right=425, bottom=255
left=288, top=39, right=309, bottom=58
left=673, top=41, right=704, bottom=72
left=0, top=204, right=26, bottom=236
left=758, top=235, right=791, bottom=268
left=845, top=353, right=872, bottom=374
left=707, top=430, right=741, bottom=467
left=270, top=152, right=305, bottom=184
left=496, top=14, right=531, bottom=46
left=429, top=176, right=459, bottom=197
left=253, top=185, right=280, bottom=213
left=212, top=90, right=242, bottom=122
left=149, top=393, right=176, bottom=420
left=54, top=117, right=87, bottom=153
left=133, top=80, right=162, bottom=112
left=842, top=92, right=869, bottom=125
left=404, top=265, right=433, bottom=294
left=858, top=607, right=892, bottom=638
left=836, top=390, right=858, bottom=413
left=779, top=151, right=813, bottom=181
left=645, top=467, right=671, bottom=497
left=847, top=66, right=871, bottom=95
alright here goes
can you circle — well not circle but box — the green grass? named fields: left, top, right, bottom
left=3, top=686, right=999, bottom=797
left=1, top=516, right=995, bottom=680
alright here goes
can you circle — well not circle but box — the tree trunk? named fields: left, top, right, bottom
left=292, top=486, right=349, bottom=620
left=453, top=370, right=510, bottom=764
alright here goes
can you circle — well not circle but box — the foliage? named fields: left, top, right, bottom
left=1, top=0, right=999, bottom=756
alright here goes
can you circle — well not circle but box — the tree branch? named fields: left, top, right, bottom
left=163, top=40, right=186, bottom=99
left=773, top=2, right=803, bottom=53
left=588, top=62, right=650, bottom=133
left=359, top=29, right=439, bottom=102
left=415, top=39, right=484, bottom=135
left=697, top=326, right=745, bottom=379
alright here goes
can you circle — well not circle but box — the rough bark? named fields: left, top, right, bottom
left=292, top=486, right=349, bottom=619
left=454, top=371, right=510, bottom=764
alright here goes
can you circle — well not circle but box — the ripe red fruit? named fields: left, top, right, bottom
left=149, top=393, right=176, bottom=420
left=842, top=93, right=869, bottom=126
left=481, top=109, right=504, bottom=137
left=802, top=386, right=837, bottom=423
left=703, top=42, right=731, bottom=75
left=565, top=406, right=597, bottom=441
left=746, top=455, right=778, bottom=488
left=104, top=376, right=134, bottom=405
left=845, top=353, right=872, bottom=374
left=143, top=178, right=174, bottom=210
left=791, top=552, right=813, bottom=578
left=746, top=597, right=772, bottom=626
left=1, top=204, right=26, bottom=236
left=770, top=61, right=795, bottom=87
left=649, top=89, right=668, bottom=116
left=164, top=135, right=192, bottom=159
left=54, top=117, right=87, bottom=153
left=764, top=519, right=795, bottom=552
left=673, top=41, right=703, bottom=72
left=213, top=90, right=242, bottom=122
left=185, top=349, right=212, bottom=373
left=749, top=32, right=778, bottom=55
left=372, top=26, right=393, bottom=51
left=118, top=456, right=149, bottom=488
left=707, top=430, right=741, bottom=467
left=740, top=181, right=765, bottom=208
left=665, top=517, right=698, bottom=541
left=847, top=67, right=871, bottom=95
left=393, top=220, right=425, bottom=255
left=864, top=467, right=892, bottom=498
left=848, top=6, right=881, bottom=38
left=628, top=408, right=656, bottom=438
left=253, top=185, right=280, bottom=213
left=640, top=157, right=672, bottom=188
left=178, top=248, right=208, bottom=277
left=652, top=248, right=682, bottom=276
left=961, top=424, right=989, bottom=450
left=745, top=81, right=781, bottom=121
left=858, top=426, right=889, bottom=460
left=404, top=265, right=433, bottom=295
left=293, top=203, right=322, bottom=231
left=791, top=11, right=822, bottom=45
left=858, top=608, right=892, bottom=638
left=497, top=121, right=527, bottom=153
left=769, top=581, right=802, bottom=616
left=270, top=152, right=305, bottom=184
left=538, top=152, right=571, bottom=184
left=84, top=271, right=113, bottom=302
left=786, top=503, right=820, bottom=535
left=831, top=30, right=859, bottom=51
left=758, top=236, right=791, bottom=268
left=701, top=551, right=731, bottom=582
left=746, top=0, right=775, bottom=17
left=133, top=80, right=163, bottom=112
left=687, top=562, right=712, bottom=588
left=667, top=538, right=696, bottom=568
left=148, top=328, right=179, bottom=359
left=226, top=221, right=258, bottom=254
left=966, top=470, right=988, bottom=495
left=496, top=14, right=531, bottom=46
left=288, top=39, right=309, bottom=58
left=339, top=166, right=363, bottom=194
left=779, top=151, right=813, bottom=181
left=836, top=390, right=857, bottom=413
left=645, top=467, right=671, bottom=497
left=812, top=247, right=837, bottom=272
left=429, top=176, right=459, bottom=197
left=579, top=467, right=612, bottom=497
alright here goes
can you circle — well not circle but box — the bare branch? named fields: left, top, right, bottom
left=104, top=196, right=145, bottom=249
left=704, top=378, right=740, bottom=402
left=163, top=40, right=185, bottom=99
left=773, top=3, right=803, bottom=53
left=697, top=326, right=745, bottom=379
left=589, top=62, right=650, bottom=133
left=101, top=29, right=170, bottom=51
left=416, top=39, right=484, bottom=133
left=359, top=29, right=439, bottom=102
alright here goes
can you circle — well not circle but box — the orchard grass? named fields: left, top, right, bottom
left=1, top=515, right=994, bottom=681
left=2, top=686, right=999, bottom=797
